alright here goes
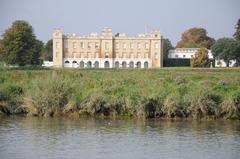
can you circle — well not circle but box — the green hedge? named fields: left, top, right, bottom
left=163, top=59, right=190, bottom=67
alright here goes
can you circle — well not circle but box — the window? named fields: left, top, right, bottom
left=130, top=53, right=134, bottom=58
left=137, top=53, right=141, bottom=58
left=73, top=42, right=76, bottom=49
left=105, top=42, right=109, bottom=49
left=64, top=41, right=68, bottom=48
left=95, top=42, right=99, bottom=48
left=116, top=53, right=119, bottom=58
left=105, top=52, right=109, bottom=58
left=73, top=52, right=76, bottom=58
left=175, top=55, right=178, bottom=58
left=130, top=43, right=134, bottom=49
left=145, top=43, right=149, bottom=49
left=88, top=42, right=91, bottom=49
left=191, top=55, right=193, bottom=58
left=183, top=55, right=186, bottom=58
left=155, top=43, right=159, bottom=49
left=137, top=43, right=141, bottom=49
left=95, top=52, right=99, bottom=58
left=88, top=52, right=92, bottom=58
left=123, top=43, right=127, bottom=49
left=56, top=52, right=59, bottom=58
left=155, top=53, right=158, bottom=59
left=80, top=52, right=84, bottom=58
left=145, top=53, right=148, bottom=58
left=115, top=43, right=119, bottom=49
left=56, top=42, right=60, bottom=48
left=123, top=53, right=127, bottom=58
left=80, top=42, right=84, bottom=49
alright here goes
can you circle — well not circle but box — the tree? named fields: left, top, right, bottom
left=162, top=38, right=174, bottom=60
left=176, top=28, right=215, bottom=49
left=0, top=20, right=43, bottom=66
left=191, top=48, right=210, bottom=67
left=211, top=38, right=240, bottom=67
left=41, top=39, right=53, bottom=61
left=233, top=19, right=240, bottom=41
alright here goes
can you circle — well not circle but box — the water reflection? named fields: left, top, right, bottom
left=0, top=116, right=240, bottom=159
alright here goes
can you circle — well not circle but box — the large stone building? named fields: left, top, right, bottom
left=53, top=27, right=163, bottom=68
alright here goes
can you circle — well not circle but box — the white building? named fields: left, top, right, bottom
left=168, top=48, right=236, bottom=67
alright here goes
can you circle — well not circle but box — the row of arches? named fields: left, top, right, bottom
left=64, top=61, right=149, bottom=68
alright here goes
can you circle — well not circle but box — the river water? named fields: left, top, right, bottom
left=0, top=116, right=240, bottom=159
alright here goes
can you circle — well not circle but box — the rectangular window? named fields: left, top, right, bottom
left=155, top=52, right=158, bottom=59
left=73, top=42, right=76, bottom=49
left=105, top=42, right=109, bottom=49
left=64, top=41, right=68, bottom=48
left=95, top=43, right=99, bottom=48
left=145, top=53, right=149, bottom=58
left=116, top=53, right=119, bottom=58
left=155, top=43, right=159, bottom=49
left=137, top=53, right=141, bottom=58
left=183, top=55, right=186, bottom=58
left=80, top=52, right=84, bottom=58
left=137, top=43, right=141, bottom=49
left=130, top=53, right=134, bottom=58
left=175, top=55, right=178, bottom=58
left=115, top=43, right=119, bottom=49
left=145, top=43, right=149, bottom=49
left=130, top=43, right=134, bottom=49
left=80, top=42, right=84, bottom=49
left=95, top=52, right=99, bottom=58
left=123, top=43, right=127, bottom=49
left=88, top=42, right=91, bottom=49
left=88, top=52, right=92, bottom=58
left=123, top=53, right=127, bottom=58
left=56, top=42, right=60, bottom=48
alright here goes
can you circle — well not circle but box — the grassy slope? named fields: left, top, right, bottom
left=0, top=67, right=240, bottom=119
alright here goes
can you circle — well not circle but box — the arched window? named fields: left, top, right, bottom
left=144, top=62, right=148, bottom=68
left=122, top=61, right=127, bottom=68
left=115, top=61, right=119, bottom=68
left=104, top=61, right=110, bottom=68
left=94, top=61, right=99, bottom=68
left=129, top=61, right=134, bottom=68
left=80, top=61, right=84, bottom=68
left=65, top=61, right=70, bottom=63
left=87, top=61, right=92, bottom=68
left=72, top=61, right=78, bottom=68
left=136, top=61, right=141, bottom=68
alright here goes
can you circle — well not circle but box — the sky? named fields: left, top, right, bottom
left=0, top=0, right=240, bottom=46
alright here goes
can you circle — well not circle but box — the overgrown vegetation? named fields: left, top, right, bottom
left=0, top=68, right=240, bottom=120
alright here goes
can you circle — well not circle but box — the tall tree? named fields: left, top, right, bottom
left=41, top=39, right=53, bottom=61
left=191, top=48, right=210, bottom=67
left=162, top=38, right=174, bottom=60
left=233, top=19, right=240, bottom=41
left=211, top=38, right=240, bottom=67
left=176, top=28, right=215, bottom=49
left=0, top=20, right=43, bottom=66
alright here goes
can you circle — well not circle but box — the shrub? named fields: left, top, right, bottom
left=23, top=76, right=71, bottom=117
left=141, top=97, right=163, bottom=118
left=162, top=93, right=186, bottom=118
left=187, top=91, right=221, bottom=119
left=220, top=94, right=240, bottom=119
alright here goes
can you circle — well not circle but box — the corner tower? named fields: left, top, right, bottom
left=53, top=29, right=63, bottom=67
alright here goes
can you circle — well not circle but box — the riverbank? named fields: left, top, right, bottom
left=0, top=67, right=240, bottom=119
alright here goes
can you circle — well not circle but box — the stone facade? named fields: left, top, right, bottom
left=53, top=27, right=163, bottom=68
